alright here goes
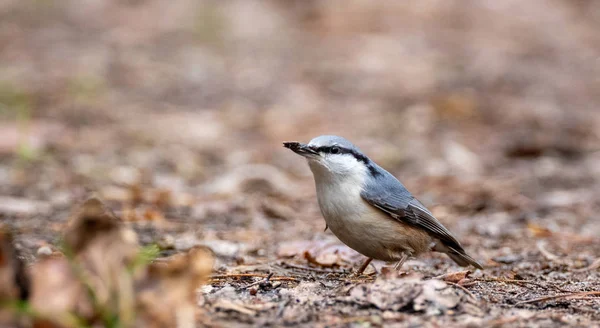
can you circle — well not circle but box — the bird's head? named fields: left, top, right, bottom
left=284, top=135, right=373, bottom=180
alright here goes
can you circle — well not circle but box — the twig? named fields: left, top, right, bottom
left=460, top=281, right=478, bottom=287
left=210, top=273, right=297, bottom=282
left=279, top=262, right=348, bottom=274
left=446, top=281, right=477, bottom=301
left=243, top=272, right=274, bottom=289
left=476, top=277, right=571, bottom=293
left=516, top=291, right=600, bottom=305
left=211, top=273, right=264, bottom=279
left=327, top=275, right=376, bottom=283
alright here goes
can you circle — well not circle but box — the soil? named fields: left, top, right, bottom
left=1, top=1, right=599, bottom=327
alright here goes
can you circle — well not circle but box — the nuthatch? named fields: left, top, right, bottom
left=284, top=135, right=482, bottom=274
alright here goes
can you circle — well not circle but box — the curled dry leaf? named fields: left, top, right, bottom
left=348, top=279, right=422, bottom=311
left=0, top=227, right=29, bottom=301
left=346, top=277, right=464, bottom=315
left=436, top=270, right=471, bottom=284
left=31, top=197, right=140, bottom=327
left=22, top=198, right=215, bottom=328
left=304, top=242, right=362, bottom=267
left=413, top=280, right=461, bottom=315
left=277, top=239, right=363, bottom=267
left=0, top=227, right=30, bottom=326
left=527, top=223, right=553, bottom=238
left=136, top=246, right=214, bottom=328
left=29, top=257, right=91, bottom=328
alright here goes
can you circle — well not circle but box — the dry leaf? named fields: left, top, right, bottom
left=136, top=246, right=214, bottom=328
left=527, top=223, right=553, bottom=238
left=347, top=277, right=464, bottom=315
left=29, top=257, right=91, bottom=328
left=437, top=270, right=471, bottom=284
left=278, top=240, right=362, bottom=267
left=30, top=197, right=140, bottom=327
left=0, top=227, right=30, bottom=326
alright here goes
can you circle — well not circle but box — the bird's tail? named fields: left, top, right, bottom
left=434, top=243, right=483, bottom=269
left=446, top=247, right=483, bottom=269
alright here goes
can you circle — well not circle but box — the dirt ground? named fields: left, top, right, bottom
left=1, top=1, right=600, bottom=327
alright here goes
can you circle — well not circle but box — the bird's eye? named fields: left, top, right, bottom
left=330, top=146, right=340, bottom=154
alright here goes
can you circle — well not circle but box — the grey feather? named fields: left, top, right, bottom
left=360, top=163, right=464, bottom=252
left=308, top=135, right=361, bottom=151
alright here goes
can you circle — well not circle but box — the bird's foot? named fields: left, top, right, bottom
left=393, top=253, right=410, bottom=270
left=380, top=253, right=410, bottom=277
left=351, top=257, right=373, bottom=277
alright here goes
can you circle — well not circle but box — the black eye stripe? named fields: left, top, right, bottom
left=316, top=146, right=351, bottom=154
left=315, top=146, right=371, bottom=165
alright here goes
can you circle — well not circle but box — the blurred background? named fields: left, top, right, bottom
left=1, top=0, right=600, bottom=268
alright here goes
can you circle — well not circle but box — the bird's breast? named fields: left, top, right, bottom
left=314, top=178, right=432, bottom=262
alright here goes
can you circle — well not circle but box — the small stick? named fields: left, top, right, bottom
left=516, top=291, right=600, bottom=305
left=460, top=281, right=478, bottom=287
left=211, top=273, right=266, bottom=279
left=243, top=272, right=274, bottom=289
left=446, top=281, right=477, bottom=301
left=476, top=277, right=571, bottom=293
left=210, top=273, right=297, bottom=281
left=281, top=262, right=347, bottom=274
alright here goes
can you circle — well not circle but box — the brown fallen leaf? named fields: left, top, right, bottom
left=347, top=276, right=467, bottom=315
left=526, top=223, right=553, bottom=238
left=0, top=227, right=29, bottom=301
left=143, top=208, right=165, bottom=221
left=136, top=246, right=214, bottom=328
left=0, top=227, right=30, bottom=326
left=122, top=205, right=166, bottom=223
left=278, top=239, right=362, bottom=268
left=5, top=197, right=215, bottom=328
left=30, top=197, right=140, bottom=327
left=150, top=189, right=172, bottom=209
left=29, top=257, right=90, bottom=328
left=436, top=270, right=471, bottom=284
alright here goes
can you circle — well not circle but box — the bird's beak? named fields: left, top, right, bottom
left=283, top=142, right=319, bottom=158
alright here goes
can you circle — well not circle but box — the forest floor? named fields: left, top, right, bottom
left=1, top=1, right=600, bottom=327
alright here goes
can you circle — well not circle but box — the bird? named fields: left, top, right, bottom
left=283, top=135, right=483, bottom=274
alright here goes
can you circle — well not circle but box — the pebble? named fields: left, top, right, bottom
left=37, top=246, right=53, bottom=257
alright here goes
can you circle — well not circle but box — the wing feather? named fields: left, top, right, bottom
left=360, top=169, right=464, bottom=251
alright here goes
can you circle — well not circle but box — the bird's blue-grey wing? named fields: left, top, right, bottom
left=360, top=171, right=463, bottom=250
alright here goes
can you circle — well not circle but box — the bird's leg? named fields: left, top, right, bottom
left=353, top=257, right=373, bottom=276
left=393, top=253, right=409, bottom=271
